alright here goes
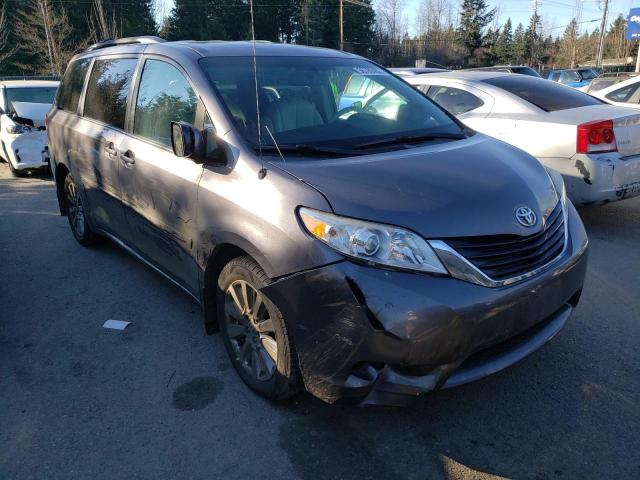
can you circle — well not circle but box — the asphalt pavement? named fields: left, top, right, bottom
left=1, top=162, right=638, bottom=479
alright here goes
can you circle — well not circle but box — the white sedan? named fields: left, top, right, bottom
left=588, top=75, right=640, bottom=109
left=406, top=71, right=640, bottom=205
left=0, top=80, right=59, bottom=176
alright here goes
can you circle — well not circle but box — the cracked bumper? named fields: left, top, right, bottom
left=262, top=203, right=588, bottom=406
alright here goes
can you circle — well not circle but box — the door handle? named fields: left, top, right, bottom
left=119, top=149, right=135, bottom=167
left=104, top=141, right=117, bottom=157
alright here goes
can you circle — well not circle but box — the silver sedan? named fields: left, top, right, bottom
left=406, top=71, right=640, bottom=205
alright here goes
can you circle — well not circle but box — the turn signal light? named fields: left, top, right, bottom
left=577, top=119, right=617, bottom=154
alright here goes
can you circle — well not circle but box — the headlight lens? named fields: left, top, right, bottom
left=298, top=207, right=448, bottom=274
left=545, top=167, right=566, bottom=204
left=6, top=124, right=31, bottom=134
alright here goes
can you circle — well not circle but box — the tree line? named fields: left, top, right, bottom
left=0, top=0, right=637, bottom=76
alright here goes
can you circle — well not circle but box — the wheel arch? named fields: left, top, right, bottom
left=202, top=243, right=254, bottom=334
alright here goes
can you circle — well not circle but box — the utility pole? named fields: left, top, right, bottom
left=596, top=0, right=609, bottom=68
left=530, top=0, right=541, bottom=67
left=340, top=0, right=344, bottom=50
left=338, top=0, right=370, bottom=51
left=571, top=0, right=583, bottom=68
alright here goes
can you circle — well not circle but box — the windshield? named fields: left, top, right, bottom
left=5, top=87, right=57, bottom=110
left=199, top=56, right=461, bottom=152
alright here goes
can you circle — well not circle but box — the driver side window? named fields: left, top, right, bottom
left=134, top=59, right=197, bottom=147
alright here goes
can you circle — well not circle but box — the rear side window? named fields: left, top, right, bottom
left=57, top=59, right=91, bottom=112
left=427, top=85, right=484, bottom=115
left=606, top=83, right=640, bottom=104
left=483, top=75, right=603, bottom=112
left=84, top=58, right=137, bottom=129
left=133, top=60, right=197, bottom=147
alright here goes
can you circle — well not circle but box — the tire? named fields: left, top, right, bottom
left=63, top=173, right=100, bottom=246
left=217, top=256, right=301, bottom=400
left=0, top=141, right=7, bottom=162
left=8, top=161, right=24, bottom=177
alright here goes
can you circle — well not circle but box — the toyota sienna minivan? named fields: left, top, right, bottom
left=48, top=37, right=588, bottom=406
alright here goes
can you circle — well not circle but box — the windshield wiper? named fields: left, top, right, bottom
left=258, top=144, right=362, bottom=157
left=354, top=132, right=467, bottom=150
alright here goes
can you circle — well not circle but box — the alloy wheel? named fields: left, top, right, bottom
left=65, top=178, right=85, bottom=237
left=224, top=280, right=278, bottom=381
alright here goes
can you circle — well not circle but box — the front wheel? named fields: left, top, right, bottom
left=217, top=256, right=301, bottom=400
left=63, top=173, right=100, bottom=246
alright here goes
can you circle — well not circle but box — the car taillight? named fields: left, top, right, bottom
left=577, top=119, right=617, bottom=154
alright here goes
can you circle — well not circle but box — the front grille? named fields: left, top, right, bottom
left=445, top=201, right=565, bottom=281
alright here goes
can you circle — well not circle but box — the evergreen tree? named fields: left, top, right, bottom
left=297, top=0, right=375, bottom=56
left=512, top=22, right=526, bottom=64
left=525, top=12, right=541, bottom=66
left=457, top=0, right=496, bottom=64
left=112, top=0, right=156, bottom=37
left=482, top=27, right=499, bottom=65
left=167, top=0, right=231, bottom=41
left=495, top=17, right=513, bottom=63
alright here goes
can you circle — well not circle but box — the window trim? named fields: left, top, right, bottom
left=127, top=54, right=206, bottom=153
left=80, top=54, right=142, bottom=133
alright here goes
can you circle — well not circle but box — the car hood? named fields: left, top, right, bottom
left=11, top=102, right=51, bottom=128
left=274, top=134, right=559, bottom=238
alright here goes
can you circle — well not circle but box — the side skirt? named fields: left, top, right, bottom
left=99, top=229, right=201, bottom=305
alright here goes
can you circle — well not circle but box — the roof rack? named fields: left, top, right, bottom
left=87, top=36, right=166, bottom=51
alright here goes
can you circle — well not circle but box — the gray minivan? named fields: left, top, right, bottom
left=48, top=37, right=588, bottom=406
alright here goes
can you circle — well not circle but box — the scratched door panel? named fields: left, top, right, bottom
left=117, top=133, right=202, bottom=295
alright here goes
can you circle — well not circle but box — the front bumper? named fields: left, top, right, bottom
left=546, top=153, right=640, bottom=205
left=263, top=203, right=588, bottom=406
left=6, top=131, right=50, bottom=171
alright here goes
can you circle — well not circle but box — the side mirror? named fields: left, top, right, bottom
left=203, top=127, right=227, bottom=165
left=171, top=121, right=204, bottom=163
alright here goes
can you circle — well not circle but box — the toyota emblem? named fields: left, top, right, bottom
left=515, top=206, right=537, bottom=227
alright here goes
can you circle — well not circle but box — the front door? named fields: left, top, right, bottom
left=117, top=58, right=202, bottom=294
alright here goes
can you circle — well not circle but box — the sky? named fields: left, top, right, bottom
left=403, top=0, right=639, bottom=36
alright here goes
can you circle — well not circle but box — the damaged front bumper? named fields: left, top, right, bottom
left=262, top=203, right=588, bottom=406
left=5, top=130, right=50, bottom=171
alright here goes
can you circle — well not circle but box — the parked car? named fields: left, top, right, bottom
left=465, top=65, right=541, bottom=77
left=406, top=71, right=640, bottom=204
left=587, top=75, right=640, bottom=109
left=582, top=73, right=638, bottom=95
left=0, top=80, right=59, bottom=176
left=388, top=67, right=448, bottom=76
left=547, top=68, right=599, bottom=89
left=49, top=37, right=588, bottom=406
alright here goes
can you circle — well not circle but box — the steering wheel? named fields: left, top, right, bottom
left=333, top=104, right=362, bottom=121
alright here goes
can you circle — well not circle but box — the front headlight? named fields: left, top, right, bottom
left=298, top=207, right=448, bottom=274
left=545, top=167, right=566, bottom=205
left=6, top=124, right=31, bottom=135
